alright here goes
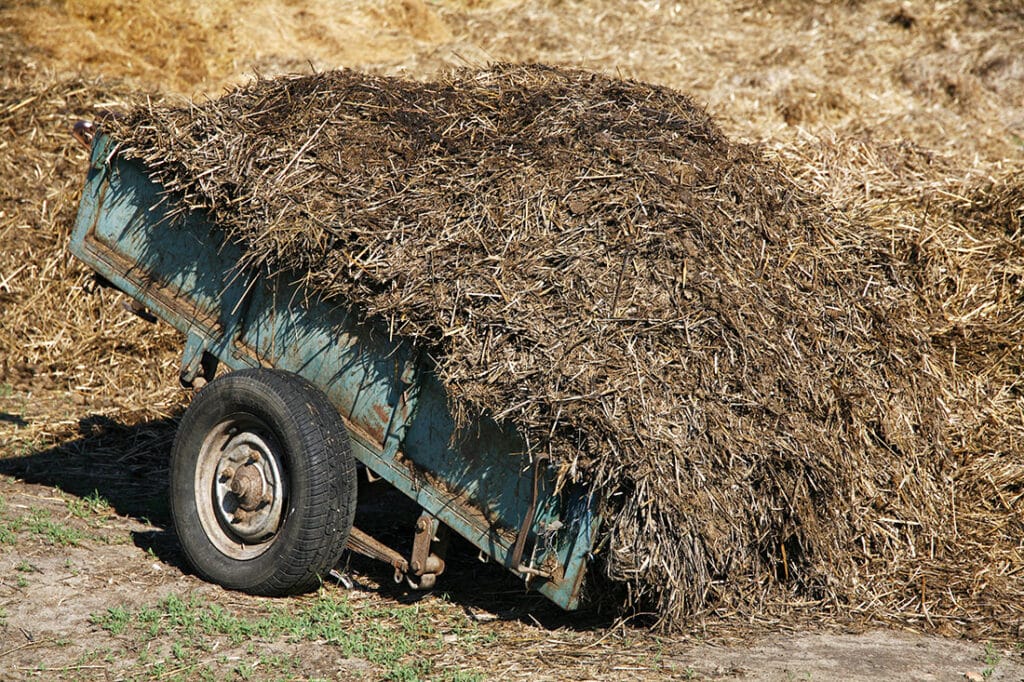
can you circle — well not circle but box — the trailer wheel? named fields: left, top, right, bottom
left=170, top=368, right=357, bottom=595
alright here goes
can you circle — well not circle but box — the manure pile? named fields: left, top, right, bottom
left=107, top=64, right=1020, bottom=632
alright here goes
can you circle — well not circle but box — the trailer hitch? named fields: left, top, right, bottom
left=72, top=120, right=96, bottom=150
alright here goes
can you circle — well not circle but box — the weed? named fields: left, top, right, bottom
left=93, top=605, right=131, bottom=635
left=149, top=659, right=167, bottom=677
left=16, top=575, right=28, bottom=588
left=171, top=640, right=191, bottom=663
left=982, top=640, right=1000, bottom=678
left=388, top=657, right=434, bottom=681
left=444, top=673, right=485, bottom=682
left=259, top=652, right=300, bottom=673
left=20, top=508, right=88, bottom=546
left=234, top=661, right=254, bottom=680
left=195, top=666, right=218, bottom=682
left=68, top=489, right=112, bottom=520
left=139, top=602, right=165, bottom=630
left=73, top=647, right=113, bottom=668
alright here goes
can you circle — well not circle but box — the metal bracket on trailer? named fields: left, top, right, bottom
left=342, top=511, right=448, bottom=590
left=179, top=331, right=220, bottom=389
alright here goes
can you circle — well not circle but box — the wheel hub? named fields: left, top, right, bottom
left=197, top=425, right=288, bottom=557
left=227, top=458, right=268, bottom=512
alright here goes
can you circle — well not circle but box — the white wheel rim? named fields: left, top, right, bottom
left=194, top=415, right=288, bottom=560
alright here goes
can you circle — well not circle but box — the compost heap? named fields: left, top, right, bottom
left=106, top=64, right=1020, bottom=631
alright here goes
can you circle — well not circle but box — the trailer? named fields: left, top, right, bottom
left=69, top=122, right=599, bottom=608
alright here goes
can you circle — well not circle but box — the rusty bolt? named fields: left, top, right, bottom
left=410, top=559, right=422, bottom=573
left=233, top=509, right=251, bottom=523
left=415, top=518, right=429, bottom=532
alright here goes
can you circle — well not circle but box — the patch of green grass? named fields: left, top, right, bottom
left=0, top=495, right=10, bottom=543
left=388, top=657, right=435, bottom=681
left=233, top=660, right=255, bottom=680
left=70, top=646, right=115, bottom=671
left=93, top=605, right=131, bottom=635
left=443, top=672, right=485, bottom=682
left=68, top=489, right=112, bottom=520
left=0, top=383, right=12, bottom=398
left=91, top=592, right=487, bottom=680
left=1, top=505, right=106, bottom=546
left=982, top=640, right=1000, bottom=678
left=0, top=522, right=16, bottom=545
left=18, top=508, right=89, bottom=546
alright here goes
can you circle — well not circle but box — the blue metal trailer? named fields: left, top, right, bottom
left=69, top=123, right=599, bottom=609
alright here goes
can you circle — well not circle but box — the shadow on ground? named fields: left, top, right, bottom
left=0, top=412, right=29, bottom=427
left=0, top=413, right=192, bottom=573
left=0, top=413, right=178, bottom=524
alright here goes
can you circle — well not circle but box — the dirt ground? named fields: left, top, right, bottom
left=1, top=472, right=1021, bottom=681
left=2, top=0, right=1024, bottom=679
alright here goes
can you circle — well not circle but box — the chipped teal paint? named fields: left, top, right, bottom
left=71, top=133, right=599, bottom=609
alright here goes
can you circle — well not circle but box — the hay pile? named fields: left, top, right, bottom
left=106, top=64, right=1016, bottom=632
left=778, top=133, right=1024, bottom=636
left=0, top=26, right=183, bottom=440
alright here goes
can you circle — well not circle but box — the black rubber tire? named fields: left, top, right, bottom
left=170, top=368, right=357, bottom=596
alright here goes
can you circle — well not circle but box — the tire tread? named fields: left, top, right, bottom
left=170, top=368, right=357, bottom=596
